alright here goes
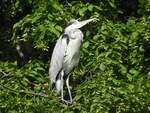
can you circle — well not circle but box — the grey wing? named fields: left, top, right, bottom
left=49, top=35, right=68, bottom=87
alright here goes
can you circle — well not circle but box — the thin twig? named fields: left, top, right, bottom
left=0, top=69, right=9, bottom=78
left=0, top=83, right=49, bottom=98
left=0, top=70, right=49, bottom=98
left=0, top=69, right=39, bottom=86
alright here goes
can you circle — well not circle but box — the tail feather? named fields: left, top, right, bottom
left=49, top=79, right=55, bottom=90
left=56, top=79, right=63, bottom=94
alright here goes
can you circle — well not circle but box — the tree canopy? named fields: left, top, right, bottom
left=0, top=0, right=150, bottom=112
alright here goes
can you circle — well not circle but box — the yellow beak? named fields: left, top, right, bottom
left=76, top=18, right=96, bottom=28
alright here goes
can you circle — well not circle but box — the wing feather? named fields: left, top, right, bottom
left=49, top=34, right=69, bottom=86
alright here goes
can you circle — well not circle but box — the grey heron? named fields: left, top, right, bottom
left=49, top=18, right=96, bottom=104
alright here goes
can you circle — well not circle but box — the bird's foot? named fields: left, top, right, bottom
left=60, top=99, right=75, bottom=105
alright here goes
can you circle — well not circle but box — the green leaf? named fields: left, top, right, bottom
left=78, top=7, right=87, bottom=16
left=83, top=41, right=90, bottom=48
left=88, top=4, right=94, bottom=11
left=127, top=74, right=133, bottom=81
left=108, top=0, right=117, bottom=9
left=55, top=25, right=63, bottom=32
left=120, top=64, right=127, bottom=74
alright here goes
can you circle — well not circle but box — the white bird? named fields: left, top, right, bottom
left=49, top=18, right=96, bottom=104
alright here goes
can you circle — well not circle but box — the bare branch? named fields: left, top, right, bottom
left=0, top=70, right=49, bottom=98
left=0, top=69, right=9, bottom=78
left=0, top=83, right=49, bottom=98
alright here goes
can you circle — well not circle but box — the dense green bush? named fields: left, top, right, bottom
left=0, top=0, right=150, bottom=112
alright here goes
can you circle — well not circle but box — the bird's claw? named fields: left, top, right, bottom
left=60, top=99, right=75, bottom=105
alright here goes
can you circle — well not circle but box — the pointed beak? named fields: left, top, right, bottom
left=76, top=18, right=96, bottom=28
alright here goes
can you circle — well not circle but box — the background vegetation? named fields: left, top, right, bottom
left=0, top=0, right=150, bottom=112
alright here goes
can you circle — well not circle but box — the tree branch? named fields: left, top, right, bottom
left=0, top=83, right=49, bottom=98
left=0, top=69, right=9, bottom=78
left=0, top=70, right=49, bottom=98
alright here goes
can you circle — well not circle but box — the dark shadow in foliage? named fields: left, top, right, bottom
left=16, top=42, right=55, bottom=68
left=0, top=0, right=33, bottom=63
left=0, top=39, right=17, bottom=61
left=142, top=42, right=150, bottom=75
left=115, top=0, right=139, bottom=22
left=16, top=42, right=33, bottom=67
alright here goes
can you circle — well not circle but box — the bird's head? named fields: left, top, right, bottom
left=65, top=18, right=96, bottom=32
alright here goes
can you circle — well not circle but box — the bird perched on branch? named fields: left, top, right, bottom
left=49, top=18, right=96, bottom=104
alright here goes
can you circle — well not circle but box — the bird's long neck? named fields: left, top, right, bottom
left=65, top=29, right=82, bottom=38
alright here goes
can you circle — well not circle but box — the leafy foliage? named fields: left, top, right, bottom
left=0, top=0, right=150, bottom=112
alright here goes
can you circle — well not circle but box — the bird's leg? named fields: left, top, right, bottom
left=66, top=74, right=73, bottom=104
left=60, top=72, right=72, bottom=105
left=60, top=72, right=74, bottom=105
left=60, top=71, right=64, bottom=101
